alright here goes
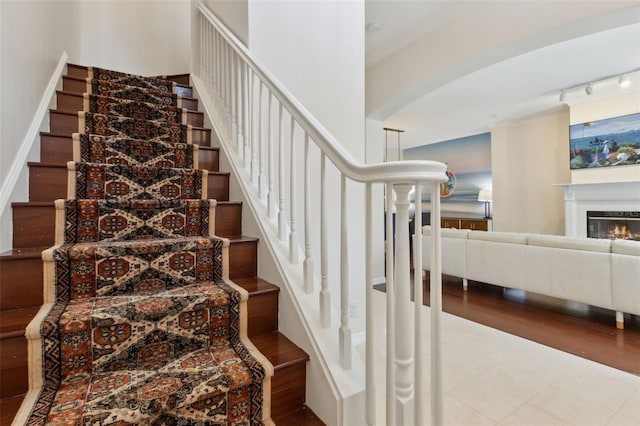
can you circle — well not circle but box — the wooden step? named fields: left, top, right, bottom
left=251, top=331, right=310, bottom=422
left=233, top=277, right=279, bottom=337
left=39, top=132, right=219, bottom=171
left=55, top=91, right=204, bottom=126
left=62, top=73, right=193, bottom=98
left=62, top=75, right=197, bottom=110
left=0, top=336, right=28, bottom=399
left=0, top=248, right=43, bottom=307
left=0, top=307, right=40, bottom=340
left=0, top=394, right=25, bottom=426
left=12, top=198, right=233, bottom=251
left=66, top=64, right=192, bottom=90
left=228, top=236, right=258, bottom=279
left=48, top=110, right=210, bottom=146
left=27, top=162, right=229, bottom=202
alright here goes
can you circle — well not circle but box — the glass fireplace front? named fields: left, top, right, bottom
left=587, top=211, right=640, bottom=241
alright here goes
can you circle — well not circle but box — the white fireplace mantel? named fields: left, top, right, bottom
left=555, top=181, right=640, bottom=238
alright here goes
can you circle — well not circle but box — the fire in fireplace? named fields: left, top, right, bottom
left=587, top=211, right=640, bottom=241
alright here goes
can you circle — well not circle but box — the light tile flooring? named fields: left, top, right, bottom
left=357, top=290, right=640, bottom=425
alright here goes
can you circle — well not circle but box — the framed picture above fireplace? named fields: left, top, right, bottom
left=569, top=112, right=640, bottom=170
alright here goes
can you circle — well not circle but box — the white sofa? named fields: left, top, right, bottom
left=422, top=226, right=640, bottom=329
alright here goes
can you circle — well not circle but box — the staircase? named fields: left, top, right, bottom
left=0, top=64, right=322, bottom=425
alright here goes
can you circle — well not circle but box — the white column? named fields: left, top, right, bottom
left=394, top=183, right=414, bottom=426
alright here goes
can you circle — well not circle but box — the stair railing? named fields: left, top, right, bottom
left=191, top=2, right=448, bottom=425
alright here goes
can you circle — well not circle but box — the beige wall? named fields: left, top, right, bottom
left=491, top=108, right=571, bottom=235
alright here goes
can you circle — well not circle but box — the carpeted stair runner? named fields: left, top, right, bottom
left=14, top=67, right=274, bottom=425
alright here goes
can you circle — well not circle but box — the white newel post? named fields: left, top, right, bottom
left=394, top=184, right=414, bottom=426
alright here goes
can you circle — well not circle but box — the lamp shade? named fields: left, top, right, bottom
left=478, top=189, right=492, bottom=202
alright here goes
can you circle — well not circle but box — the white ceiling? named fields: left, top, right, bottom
left=366, top=1, right=640, bottom=148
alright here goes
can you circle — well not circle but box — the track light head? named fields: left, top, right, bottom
left=618, top=75, right=631, bottom=88
left=585, top=84, right=594, bottom=95
left=559, top=91, right=567, bottom=102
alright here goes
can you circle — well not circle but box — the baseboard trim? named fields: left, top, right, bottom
left=0, top=51, right=68, bottom=223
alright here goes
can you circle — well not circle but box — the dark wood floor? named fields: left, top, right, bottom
left=376, top=275, right=640, bottom=376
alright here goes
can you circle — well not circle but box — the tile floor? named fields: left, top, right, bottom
left=357, top=290, right=640, bottom=425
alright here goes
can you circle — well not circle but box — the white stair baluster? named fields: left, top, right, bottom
left=278, top=104, right=286, bottom=241
left=258, top=81, right=266, bottom=199
left=365, top=182, right=375, bottom=426
left=267, top=93, right=276, bottom=218
left=289, top=116, right=299, bottom=263
left=250, top=71, right=258, bottom=184
left=430, top=182, right=444, bottom=426
left=385, top=183, right=396, bottom=426
left=339, top=174, right=351, bottom=370
left=394, top=183, right=414, bottom=426
left=413, top=183, right=425, bottom=426
left=303, top=132, right=313, bottom=294
left=319, top=154, right=330, bottom=328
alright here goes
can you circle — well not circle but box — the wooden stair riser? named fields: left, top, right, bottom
left=62, top=75, right=193, bottom=99
left=12, top=201, right=239, bottom=249
left=0, top=257, right=43, bottom=310
left=27, top=163, right=230, bottom=202
left=39, top=132, right=219, bottom=172
left=272, top=363, right=307, bottom=422
left=48, top=110, right=210, bottom=146
left=55, top=91, right=204, bottom=127
left=0, top=337, right=28, bottom=399
left=247, top=291, right=279, bottom=338
left=228, top=239, right=258, bottom=279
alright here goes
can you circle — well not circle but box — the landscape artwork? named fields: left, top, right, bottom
left=570, top=112, right=640, bottom=169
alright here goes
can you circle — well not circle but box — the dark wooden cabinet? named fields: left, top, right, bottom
left=441, top=217, right=489, bottom=231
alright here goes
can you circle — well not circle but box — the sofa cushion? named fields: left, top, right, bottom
left=611, top=239, right=640, bottom=256
left=468, top=230, right=527, bottom=245
left=527, top=234, right=611, bottom=253
left=422, top=225, right=470, bottom=239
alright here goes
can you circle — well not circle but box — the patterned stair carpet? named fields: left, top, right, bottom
left=14, top=67, right=274, bottom=426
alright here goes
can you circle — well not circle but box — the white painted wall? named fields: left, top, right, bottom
left=247, top=2, right=366, bottom=422
left=491, top=109, right=571, bottom=235
left=74, top=0, right=190, bottom=76
left=569, top=90, right=640, bottom=184
left=0, top=0, right=80, bottom=251
left=204, top=0, right=248, bottom=45
left=0, top=0, right=192, bottom=251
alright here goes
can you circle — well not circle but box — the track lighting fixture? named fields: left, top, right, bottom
left=585, top=84, right=594, bottom=95
left=618, top=75, right=630, bottom=88
left=557, top=68, right=638, bottom=103
left=559, top=91, right=567, bottom=102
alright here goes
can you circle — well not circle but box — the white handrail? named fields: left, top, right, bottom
left=192, top=2, right=448, bottom=424
left=196, top=2, right=447, bottom=184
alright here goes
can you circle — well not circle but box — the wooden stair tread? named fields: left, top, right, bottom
left=273, top=406, right=325, bottom=426
left=251, top=331, right=309, bottom=371
left=232, top=277, right=279, bottom=296
left=0, top=247, right=45, bottom=259
left=65, top=64, right=192, bottom=90
left=0, top=307, right=40, bottom=339
left=226, top=235, right=259, bottom=243
left=0, top=394, right=25, bottom=425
